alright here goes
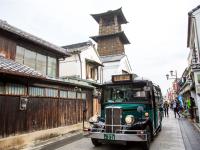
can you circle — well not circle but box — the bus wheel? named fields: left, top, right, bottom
left=143, top=126, right=151, bottom=150
left=91, top=138, right=102, bottom=146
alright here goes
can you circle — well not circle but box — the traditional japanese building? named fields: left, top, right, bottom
left=60, top=40, right=103, bottom=116
left=60, top=40, right=103, bottom=84
left=185, top=5, right=200, bottom=122
left=0, top=19, right=94, bottom=142
left=90, top=8, right=132, bottom=82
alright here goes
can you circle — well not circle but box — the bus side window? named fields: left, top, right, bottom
left=153, top=87, right=160, bottom=107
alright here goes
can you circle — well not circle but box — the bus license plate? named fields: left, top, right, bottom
left=104, top=134, right=115, bottom=140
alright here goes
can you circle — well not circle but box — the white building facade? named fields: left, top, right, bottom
left=187, top=5, right=200, bottom=122
left=59, top=41, right=103, bottom=84
left=101, top=54, right=132, bottom=82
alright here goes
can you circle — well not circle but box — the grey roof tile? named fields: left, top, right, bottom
left=0, top=56, right=46, bottom=78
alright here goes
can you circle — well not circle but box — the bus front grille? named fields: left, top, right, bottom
left=105, top=107, right=122, bottom=133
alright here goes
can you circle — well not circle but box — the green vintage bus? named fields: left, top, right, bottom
left=87, top=74, right=163, bottom=150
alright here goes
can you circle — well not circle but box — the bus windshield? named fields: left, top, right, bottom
left=103, top=84, right=151, bottom=103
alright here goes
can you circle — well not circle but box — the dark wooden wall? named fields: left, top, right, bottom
left=0, top=95, right=93, bottom=138
left=0, top=34, right=16, bottom=60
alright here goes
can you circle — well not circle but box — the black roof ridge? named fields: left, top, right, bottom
left=188, top=5, right=200, bottom=16
left=62, top=40, right=93, bottom=49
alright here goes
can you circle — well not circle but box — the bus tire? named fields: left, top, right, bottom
left=158, top=123, right=162, bottom=132
left=91, top=138, right=101, bottom=146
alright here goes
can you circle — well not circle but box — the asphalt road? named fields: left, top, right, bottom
left=40, top=110, right=186, bottom=150
left=56, top=137, right=143, bottom=150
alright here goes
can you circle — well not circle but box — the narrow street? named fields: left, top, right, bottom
left=37, top=110, right=200, bottom=150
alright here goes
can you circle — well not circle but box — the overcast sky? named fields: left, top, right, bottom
left=0, top=0, right=199, bottom=95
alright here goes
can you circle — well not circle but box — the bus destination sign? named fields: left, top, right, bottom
left=112, top=74, right=133, bottom=82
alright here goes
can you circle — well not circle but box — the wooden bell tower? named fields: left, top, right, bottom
left=90, top=8, right=130, bottom=56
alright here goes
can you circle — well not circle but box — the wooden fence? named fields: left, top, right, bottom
left=0, top=93, right=93, bottom=138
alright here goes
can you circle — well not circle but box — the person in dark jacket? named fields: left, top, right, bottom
left=190, top=96, right=195, bottom=120
left=163, top=101, right=169, bottom=117
left=172, top=100, right=180, bottom=118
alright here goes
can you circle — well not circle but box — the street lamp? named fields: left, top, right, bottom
left=166, top=70, right=178, bottom=97
left=166, top=70, right=177, bottom=81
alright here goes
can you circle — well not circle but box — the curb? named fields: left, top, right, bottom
left=193, top=123, right=200, bottom=133
left=23, top=130, right=83, bottom=150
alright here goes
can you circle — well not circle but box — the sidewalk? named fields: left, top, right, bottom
left=150, top=110, right=185, bottom=150
left=23, top=130, right=83, bottom=150
left=179, top=117, right=200, bottom=150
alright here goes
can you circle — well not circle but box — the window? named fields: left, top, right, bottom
left=24, top=49, right=36, bottom=69
left=60, top=90, right=68, bottom=98
left=102, top=17, right=114, bottom=26
left=86, top=63, right=98, bottom=80
left=16, top=46, right=57, bottom=77
left=29, top=87, right=45, bottom=96
left=36, top=53, right=47, bottom=75
left=16, top=46, right=25, bottom=64
left=47, top=56, right=56, bottom=78
left=103, top=85, right=148, bottom=103
left=5, top=83, right=26, bottom=95
left=77, top=92, right=82, bottom=99
left=68, top=91, right=76, bottom=99
left=46, top=88, right=58, bottom=97
left=82, top=93, right=86, bottom=99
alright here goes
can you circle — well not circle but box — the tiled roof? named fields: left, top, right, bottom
left=63, top=40, right=93, bottom=49
left=0, top=19, right=70, bottom=57
left=0, top=56, right=46, bottom=78
left=62, top=40, right=93, bottom=53
left=90, top=31, right=130, bottom=44
left=100, top=54, right=125, bottom=63
left=0, top=56, right=96, bottom=88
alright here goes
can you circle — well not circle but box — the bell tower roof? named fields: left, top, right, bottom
left=90, top=31, right=130, bottom=44
left=91, top=7, right=128, bottom=24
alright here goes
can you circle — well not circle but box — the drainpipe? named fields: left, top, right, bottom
left=77, top=53, right=82, bottom=79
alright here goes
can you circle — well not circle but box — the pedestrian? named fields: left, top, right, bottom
left=190, top=96, right=195, bottom=121
left=172, top=100, right=180, bottom=118
left=176, top=100, right=181, bottom=118
left=163, top=101, right=169, bottom=117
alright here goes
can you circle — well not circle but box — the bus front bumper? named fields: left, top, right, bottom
left=87, top=132, right=147, bottom=142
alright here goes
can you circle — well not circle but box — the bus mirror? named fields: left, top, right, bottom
left=144, top=86, right=150, bottom=91
left=137, top=106, right=144, bottom=113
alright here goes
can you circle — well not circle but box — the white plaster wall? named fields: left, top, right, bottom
left=102, top=56, right=132, bottom=83
left=119, top=56, right=132, bottom=73
left=102, top=61, right=120, bottom=82
left=59, top=54, right=81, bottom=77
left=81, top=46, right=102, bottom=65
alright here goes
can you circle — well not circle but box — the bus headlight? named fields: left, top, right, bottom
left=89, top=115, right=99, bottom=123
left=125, top=115, right=134, bottom=125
